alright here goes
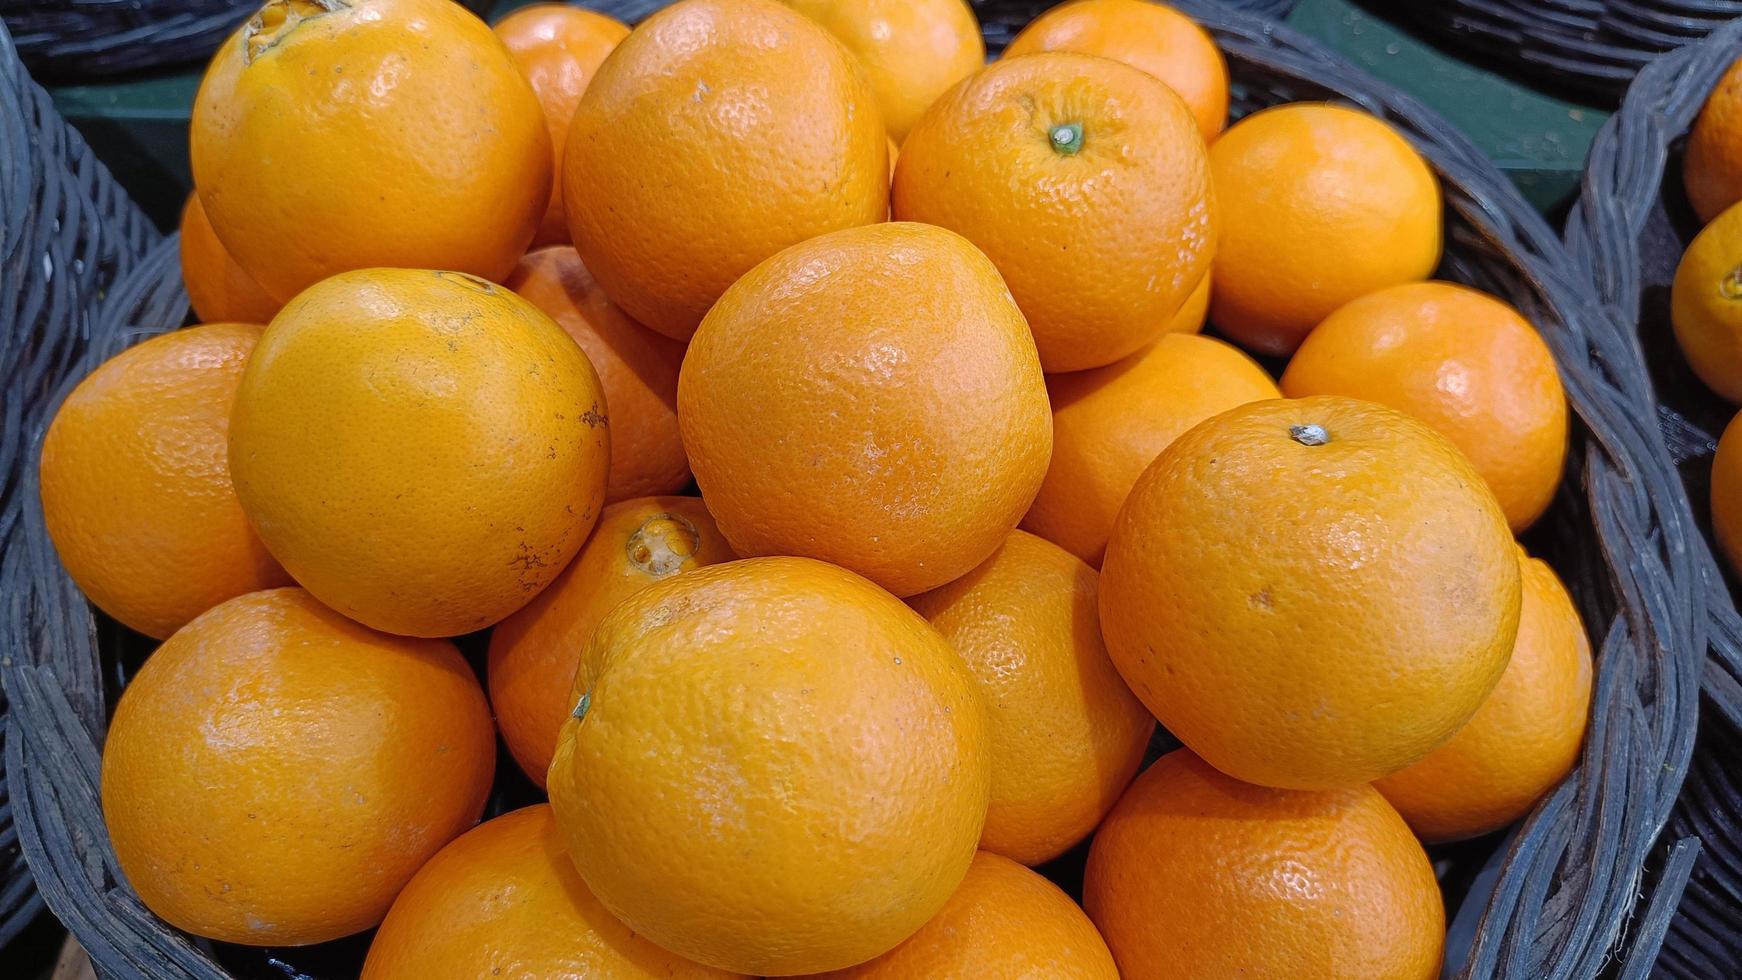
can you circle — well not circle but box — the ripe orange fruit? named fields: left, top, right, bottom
left=805, top=851, right=1119, bottom=979
left=1209, top=103, right=1442, bottom=355
left=1099, top=396, right=1521, bottom=790
left=102, top=588, right=495, bottom=945
left=1004, top=0, right=1229, bottom=141
left=488, top=496, right=735, bottom=786
left=547, top=556, right=990, bottom=975
left=895, top=52, right=1215, bottom=372
left=679, top=222, right=1051, bottom=597
left=191, top=0, right=551, bottom=301
left=178, top=194, right=279, bottom=325
left=1715, top=411, right=1742, bottom=574
left=494, top=4, right=629, bottom=247
left=506, top=246, right=689, bottom=501
left=1672, top=201, right=1742, bottom=401
left=782, top=0, right=985, bottom=143
left=228, top=269, right=610, bottom=638
left=1023, top=333, right=1279, bottom=566
left=1375, top=547, right=1591, bottom=842
left=1166, top=273, right=1211, bottom=335
left=909, top=531, right=1153, bottom=865
left=1281, top=281, right=1569, bottom=532
left=1084, top=750, right=1444, bottom=980
left=362, top=805, right=743, bottom=979
left=564, top=0, right=888, bottom=340
left=40, top=323, right=291, bottom=639
left=1685, top=56, right=1742, bottom=224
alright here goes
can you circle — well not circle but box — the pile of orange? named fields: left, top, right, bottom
left=39, top=0, right=1597, bottom=976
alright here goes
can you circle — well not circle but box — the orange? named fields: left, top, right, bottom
left=178, top=194, right=280, bottom=325
left=488, top=495, right=735, bottom=786
left=362, top=805, right=743, bottom=979
left=1375, top=547, right=1591, bottom=842
left=894, top=52, right=1215, bottom=372
left=191, top=0, right=551, bottom=302
left=102, top=588, right=495, bottom=946
left=1716, top=411, right=1742, bottom=574
left=1023, top=333, right=1278, bottom=565
left=1099, top=396, right=1521, bottom=790
left=228, top=269, right=610, bottom=638
left=506, top=246, right=689, bottom=501
left=1685, top=56, right=1742, bottom=224
left=1166, top=272, right=1211, bottom=335
left=908, top=531, right=1153, bottom=865
left=782, top=0, right=985, bottom=143
left=1281, top=281, right=1569, bottom=532
left=1084, top=750, right=1444, bottom=979
left=1004, top=0, right=1229, bottom=141
left=564, top=0, right=888, bottom=340
left=40, top=323, right=290, bottom=639
left=803, top=851, right=1119, bottom=979
left=679, top=222, right=1050, bottom=597
left=547, top=556, right=990, bottom=976
left=1672, top=200, right=1742, bottom=401
left=494, top=4, right=629, bottom=247
left=1208, top=103, right=1442, bottom=355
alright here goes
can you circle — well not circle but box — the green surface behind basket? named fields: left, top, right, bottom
left=46, top=0, right=1609, bottom=227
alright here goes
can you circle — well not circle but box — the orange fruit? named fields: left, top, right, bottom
left=40, top=323, right=291, bottom=639
left=1084, top=750, right=1444, bottom=980
left=782, top=0, right=985, bottom=143
left=494, top=4, right=630, bottom=247
left=1375, top=547, right=1591, bottom=842
left=1166, top=272, right=1211, bottom=335
left=178, top=194, right=280, bottom=325
left=1023, top=333, right=1278, bottom=566
left=803, top=851, right=1119, bottom=979
left=1685, top=56, right=1742, bottom=224
left=547, top=556, right=990, bottom=976
left=1208, top=103, right=1442, bottom=355
left=228, top=268, right=610, bottom=638
left=894, top=52, right=1215, bottom=372
left=1099, top=396, right=1521, bottom=790
left=908, top=531, right=1153, bottom=865
left=362, top=805, right=743, bottom=979
left=488, top=495, right=736, bottom=786
left=191, top=0, right=551, bottom=302
left=505, top=246, right=689, bottom=501
left=678, top=222, right=1051, bottom=597
left=1281, top=281, right=1569, bottom=532
left=102, top=588, right=495, bottom=946
left=1715, top=411, right=1742, bottom=574
left=1672, top=201, right=1742, bottom=401
left=564, top=0, right=888, bottom=341
left=1004, top=0, right=1229, bottom=141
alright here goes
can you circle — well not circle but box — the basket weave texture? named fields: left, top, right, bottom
left=1402, top=0, right=1742, bottom=102
left=1561, top=18, right=1742, bottom=974
left=0, top=0, right=1720, bottom=977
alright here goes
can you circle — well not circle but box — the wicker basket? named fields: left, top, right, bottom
left=1562, top=18, right=1742, bottom=974
left=1402, top=0, right=1742, bottom=102
left=0, top=13, right=160, bottom=957
left=0, top=1, right=1715, bottom=977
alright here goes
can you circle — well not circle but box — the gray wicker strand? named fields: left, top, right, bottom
left=0, top=12, right=158, bottom=952
left=1561, top=20, right=1742, bottom=977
